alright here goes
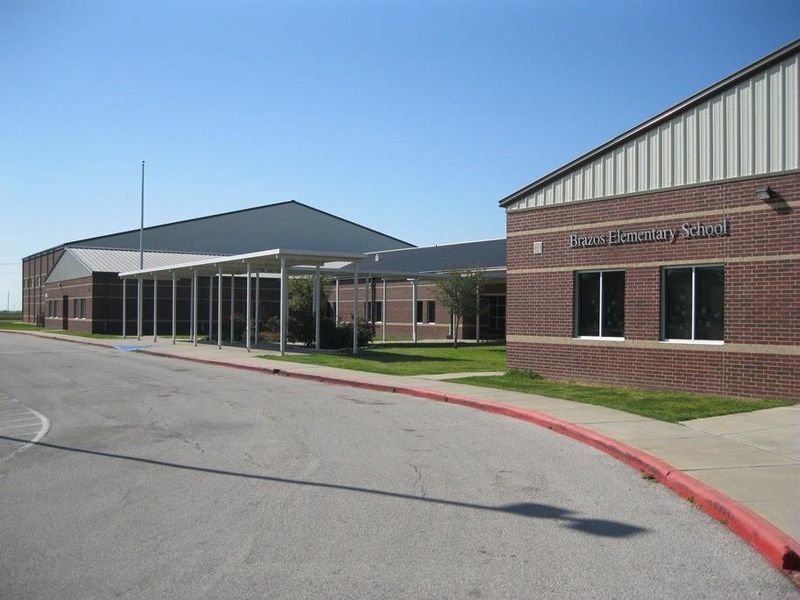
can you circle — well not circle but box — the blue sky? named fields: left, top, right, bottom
left=2, top=1, right=799, bottom=309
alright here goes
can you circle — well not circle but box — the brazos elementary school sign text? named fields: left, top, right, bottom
left=569, top=219, right=730, bottom=249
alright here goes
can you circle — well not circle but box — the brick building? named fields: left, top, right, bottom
left=22, top=201, right=507, bottom=340
left=501, top=40, right=799, bottom=400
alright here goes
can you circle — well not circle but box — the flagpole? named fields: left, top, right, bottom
left=140, top=161, right=145, bottom=269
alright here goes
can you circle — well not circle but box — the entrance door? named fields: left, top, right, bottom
left=62, top=295, right=69, bottom=330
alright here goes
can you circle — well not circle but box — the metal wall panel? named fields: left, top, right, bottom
left=507, top=53, right=800, bottom=211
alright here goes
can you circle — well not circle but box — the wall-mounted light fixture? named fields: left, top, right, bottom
left=755, top=186, right=773, bottom=201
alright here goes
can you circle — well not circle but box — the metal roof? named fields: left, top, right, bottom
left=348, top=238, right=507, bottom=278
left=25, top=200, right=413, bottom=261
left=499, top=37, right=800, bottom=208
left=46, top=248, right=224, bottom=284
left=119, top=248, right=366, bottom=279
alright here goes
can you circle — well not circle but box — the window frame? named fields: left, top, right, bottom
left=661, top=264, right=725, bottom=344
left=573, top=269, right=626, bottom=341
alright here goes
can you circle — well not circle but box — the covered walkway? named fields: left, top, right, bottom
left=119, top=248, right=365, bottom=355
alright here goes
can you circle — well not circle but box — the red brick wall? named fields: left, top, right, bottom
left=333, top=279, right=506, bottom=341
left=22, top=247, right=64, bottom=325
left=43, top=275, right=93, bottom=333
left=506, top=172, right=800, bottom=400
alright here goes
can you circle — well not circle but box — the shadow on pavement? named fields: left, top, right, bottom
left=1, top=434, right=648, bottom=539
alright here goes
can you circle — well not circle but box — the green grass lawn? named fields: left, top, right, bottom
left=261, top=343, right=507, bottom=376
left=0, top=321, right=42, bottom=331
left=457, top=371, right=796, bottom=422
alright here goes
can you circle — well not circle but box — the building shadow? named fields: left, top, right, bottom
left=1, top=435, right=648, bottom=539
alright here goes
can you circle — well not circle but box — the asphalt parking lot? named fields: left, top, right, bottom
left=0, top=334, right=795, bottom=599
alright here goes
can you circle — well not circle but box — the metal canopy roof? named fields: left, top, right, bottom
left=118, top=248, right=366, bottom=279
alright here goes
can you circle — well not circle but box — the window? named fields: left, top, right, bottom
left=663, top=266, right=724, bottom=341
left=575, top=271, right=625, bottom=338
left=427, top=300, right=436, bottom=324
left=73, top=299, right=78, bottom=318
left=416, top=300, right=424, bottom=324
left=372, top=301, right=383, bottom=322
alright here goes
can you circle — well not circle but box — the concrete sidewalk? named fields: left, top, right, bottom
left=10, top=330, right=800, bottom=566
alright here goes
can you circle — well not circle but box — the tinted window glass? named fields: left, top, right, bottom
left=602, top=271, right=625, bottom=337
left=664, top=268, right=692, bottom=339
left=576, top=272, right=600, bottom=336
left=695, top=267, right=724, bottom=340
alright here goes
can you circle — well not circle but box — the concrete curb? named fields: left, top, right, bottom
left=4, top=329, right=799, bottom=573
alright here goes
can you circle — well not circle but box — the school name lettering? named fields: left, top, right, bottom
left=569, top=219, right=730, bottom=249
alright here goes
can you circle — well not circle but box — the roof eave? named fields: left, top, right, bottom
left=498, top=37, right=800, bottom=208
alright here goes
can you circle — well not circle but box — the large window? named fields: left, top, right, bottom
left=416, top=300, right=424, bottom=324
left=427, top=300, right=436, bottom=324
left=663, top=266, right=724, bottom=341
left=575, top=271, right=625, bottom=338
left=372, top=301, right=383, bottom=323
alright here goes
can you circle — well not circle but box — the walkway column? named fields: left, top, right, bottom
left=335, top=278, right=339, bottom=321
left=352, top=265, right=359, bottom=355
left=122, top=279, right=127, bottom=339
left=475, top=287, right=480, bottom=343
left=314, top=266, right=321, bottom=351
left=152, top=276, right=158, bottom=343
left=189, top=273, right=195, bottom=342
left=192, top=271, right=198, bottom=347
left=217, top=268, right=222, bottom=349
left=208, top=275, right=213, bottom=341
left=229, top=274, right=234, bottom=343
left=279, top=258, right=288, bottom=355
left=254, top=272, right=260, bottom=348
left=136, top=277, right=143, bottom=340
left=245, top=263, right=252, bottom=352
left=411, top=279, right=418, bottom=344
left=382, top=278, right=387, bottom=342
left=171, top=272, right=176, bottom=344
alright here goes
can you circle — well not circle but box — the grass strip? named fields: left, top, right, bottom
left=260, top=343, right=507, bottom=376
left=456, top=371, right=796, bottom=422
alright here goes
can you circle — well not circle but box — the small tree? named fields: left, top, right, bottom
left=435, top=268, right=485, bottom=348
left=287, top=276, right=329, bottom=346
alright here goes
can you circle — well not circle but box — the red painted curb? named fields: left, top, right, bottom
left=5, top=330, right=799, bottom=573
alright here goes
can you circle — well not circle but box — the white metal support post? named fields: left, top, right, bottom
left=189, top=273, right=194, bottom=342
left=365, top=278, right=370, bottom=326
left=352, top=265, right=359, bottom=355
left=254, top=272, right=260, bottom=348
left=475, top=287, right=480, bottom=343
left=229, top=274, right=234, bottom=343
left=217, top=268, right=222, bottom=349
left=208, top=275, right=213, bottom=342
left=314, top=266, right=321, bottom=351
left=122, top=279, right=127, bottom=339
left=245, top=263, right=252, bottom=352
left=411, top=279, right=418, bottom=344
left=335, top=278, right=339, bottom=322
left=136, top=277, right=143, bottom=340
left=279, top=258, right=288, bottom=355
left=382, top=278, right=387, bottom=342
left=152, top=276, right=158, bottom=343
left=171, top=272, right=177, bottom=344
left=192, top=271, right=198, bottom=347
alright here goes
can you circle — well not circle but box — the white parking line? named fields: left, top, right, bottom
left=0, top=399, right=50, bottom=462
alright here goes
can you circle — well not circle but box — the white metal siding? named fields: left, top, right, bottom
left=508, top=53, right=800, bottom=211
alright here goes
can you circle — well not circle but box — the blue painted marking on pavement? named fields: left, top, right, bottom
left=112, top=344, right=154, bottom=352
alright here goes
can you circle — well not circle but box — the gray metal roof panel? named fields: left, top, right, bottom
left=46, top=248, right=224, bottom=283
left=356, top=238, right=506, bottom=276
left=62, top=200, right=413, bottom=256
